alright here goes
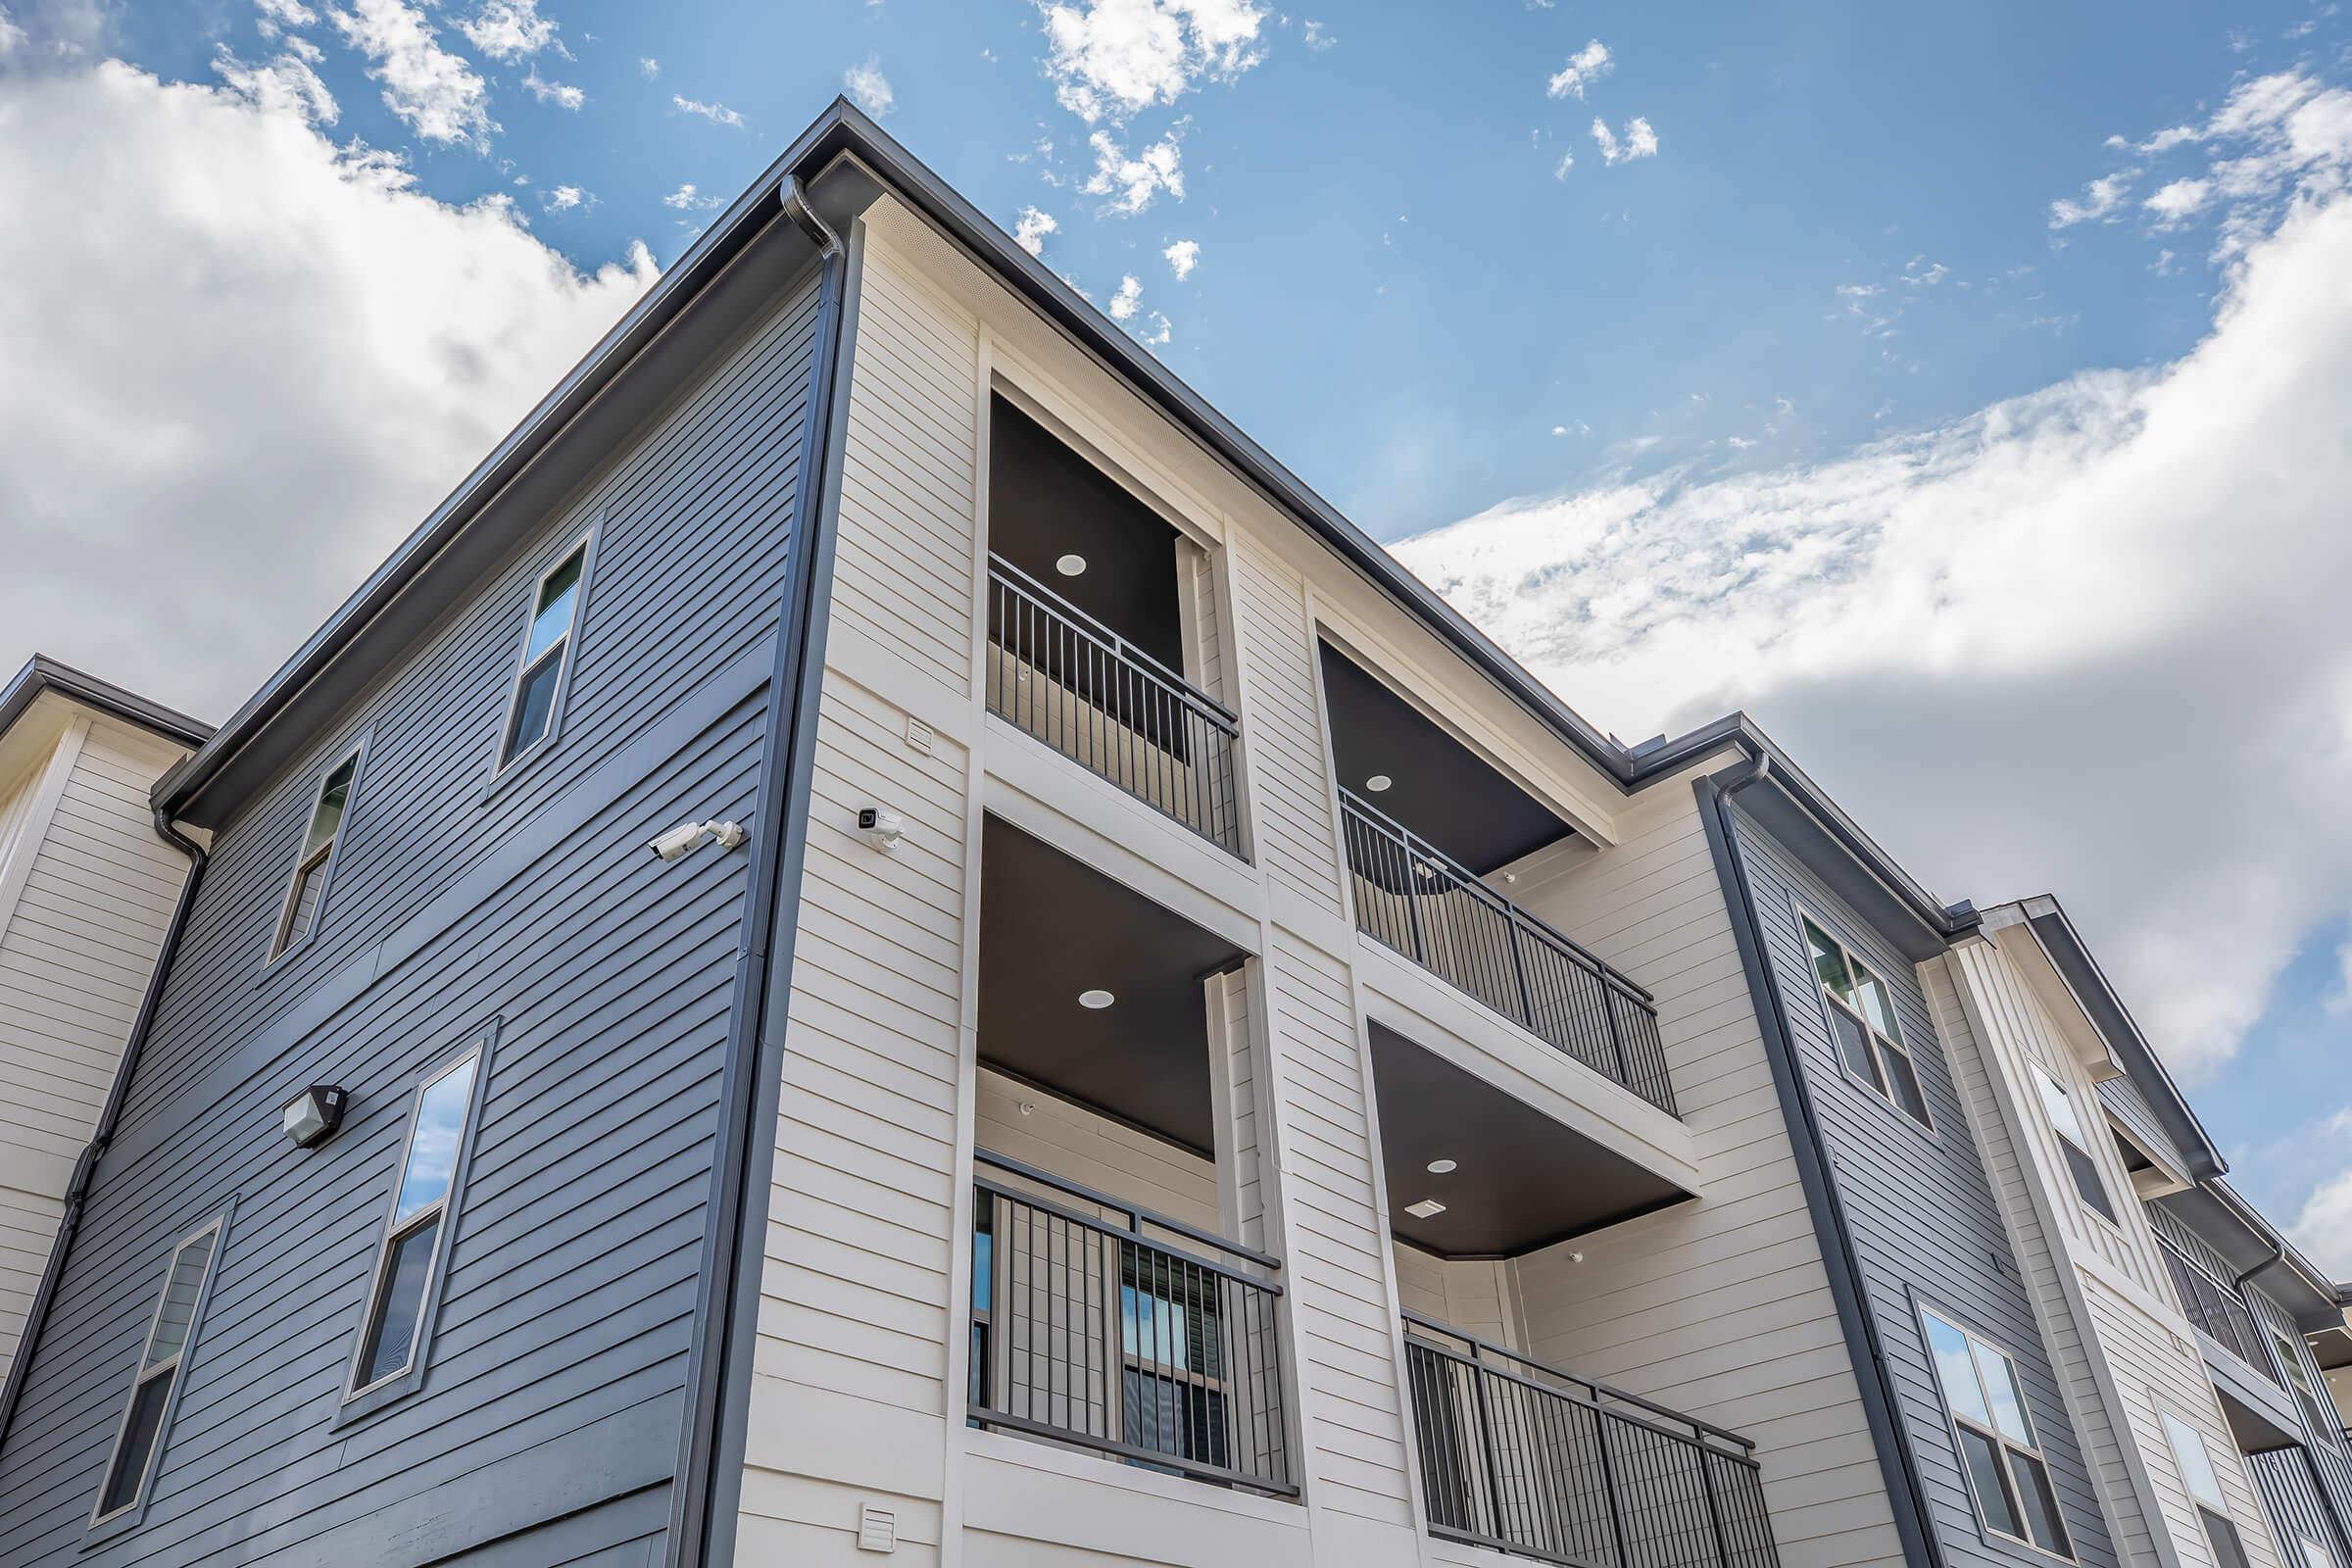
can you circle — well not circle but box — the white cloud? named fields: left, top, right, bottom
left=254, top=0, right=319, bottom=35
left=212, top=40, right=338, bottom=125
left=844, top=56, right=894, bottom=116
left=0, top=59, right=657, bottom=719
left=1553, top=150, right=1574, bottom=178
left=540, top=182, right=589, bottom=212
left=458, top=0, right=556, bottom=63
left=2143, top=176, right=2211, bottom=224
left=329, top=0, right=494, bottom=149
left=2049, top=171, right=2134, bottom=227
left=672, top=93, right=745, bottom=127
left=0, top=8, right=24, bottom=55
left=2292, top=1164, right=2352, bottom=1278
left=662, top=181, right=721, bottom=212
left=1108, top=272, right=1143, bottom=318
left=1138, top=308, right=1171, bottom=346
left=520, top=66, right=582, bottom=109
left=1301, top=19, right=1333, bottom=51
left=1545, top=39, right=1610, bottom=101
left=1082, top=125, right=1184, bottom=214
left=1037, top=0, right=1266, bottom=123
left=1162, top=236, right=1199, bottom=277
left=638, top=55, right=658, bottom=77
left=1394, top=149, right=2352, bottom=1086
left=1012, top=205, right=1058, bottom=256
left=1590, top=115, right=1656, bottom=164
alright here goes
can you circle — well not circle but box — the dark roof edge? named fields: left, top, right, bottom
left=2205, top=1175, right=2347, bottom=1312
left=1, top=655, right=213, bottom=752
left=1992, top=894, right=2229, bottom=1182
left=149, top=98, right=1967, bottom=943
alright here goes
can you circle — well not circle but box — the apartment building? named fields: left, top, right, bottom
left=0, top=101, right=2342, bottom=1568
left=0, top=658, right=209, bottom=1387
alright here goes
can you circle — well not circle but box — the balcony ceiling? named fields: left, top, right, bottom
left=990, top=396, right=1185, bottom=671
left=1369, top=1023, right=1690, bottom=1259
left=1319, top=644, right=1574, bottom=876
left=976, top=815, right=1245, bottom=1157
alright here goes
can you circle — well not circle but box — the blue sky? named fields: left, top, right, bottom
left=2, top=0, right=2349, bottom=1265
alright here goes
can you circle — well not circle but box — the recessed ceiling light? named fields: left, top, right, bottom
left=1403, top=1198, right=1447, bottom=1220
left=1055, top=553, right=1088, bottom=577
left=1365, top=774, right=1393, bottom=793
left=1078, top=988, right=1115, bottom=1009
left=1426, top=1158, right=1457, bottom=1175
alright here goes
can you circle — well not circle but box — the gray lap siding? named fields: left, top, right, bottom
left=0, top=267, right=823, bottom=1565
left=1732, top=803, right=2119, bottom=1568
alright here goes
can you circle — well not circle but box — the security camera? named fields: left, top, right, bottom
left=857, top=807, right=904, bottom=852
left=649, top=819, right=748, bottom=862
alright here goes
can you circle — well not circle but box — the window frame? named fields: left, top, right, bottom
left=2268, top=1325, right=2339, bottom=1440
left=488, top=528, right=597, bottom=784
left=86, top=1206, right=232, bottom=1539
left=263, top=738, right=368, bottom=969
left=339, top=1031, right=495, bottom=1420
left=2029, top=1058, right=2121, bottom=1227
left=1798, top=909, right=1936, bottom=1131
left=2161, top=1410, right=2256, bottom=1568
left=1918, top=1300, right=2077, bottom=1562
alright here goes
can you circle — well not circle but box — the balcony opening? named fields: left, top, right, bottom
left=968, top=815, right=1293, bottom=1495
left=986, top=396, right=1240, bottom=854
left=1366, top=1024, right=1777, bottom=1568
left=1321, top=643, right=1676, bottom=1113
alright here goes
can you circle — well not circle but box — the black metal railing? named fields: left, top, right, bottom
left=968, top=1151, right=1294, bottom=1494
left=986, top=556, right=1242, bottom=856
left=1341, top=789, right=1677, bottom=1114
left=2155, top=1236, right=2281, bottom=1385
left=1402, top=1313, right=1779, bottom=1568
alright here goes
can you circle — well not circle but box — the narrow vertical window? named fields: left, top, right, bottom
left=2031, top=1061, right=2119, bottom=1224
left=91, top=1216, right=225, bottom=1528
left=498, top=540, right=588, bottom=769
left=2163, top=1412, right=2254, bottom=1568
left=1803, top=914, right=1933, bottom=1128
left=348, top=1048, right=482, bottom=1399
left=2271, top=1327, right=2337, bottom=1439
left=270, top=749, right=359, bottom=959
left=1922, top=1306, right=2074, bottom=1558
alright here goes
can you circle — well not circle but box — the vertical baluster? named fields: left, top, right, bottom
left=1597, top=1407, right=1632, bottom=1568
left=1699, top=1445, right=1736, bottom=1568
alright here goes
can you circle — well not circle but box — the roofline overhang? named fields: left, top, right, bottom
left=146, top=99, right=1969, bottom=939
left=0, top=655, right=212, bottom=753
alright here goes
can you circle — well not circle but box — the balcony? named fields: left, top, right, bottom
left=2155, top=1233, right=2281, bottom=1388
left=968, top=1152, right=1293, bottom=1494
left=1402, top=1313, right=1779, bottom=1568
left=986, top=555, right=1241, bottom=854
left=1342, top=789, right=1674, bottom=1115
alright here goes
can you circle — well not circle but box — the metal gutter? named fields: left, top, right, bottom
left=1696, top=760, right=1948, bottom=1568
left=0, top=654, right=212, bottom=751
left=665, top=177, right=857, bottom=1568
left=0, top=808, right=207, bottom=1447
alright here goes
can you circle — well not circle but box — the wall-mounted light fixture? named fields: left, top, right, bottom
left=282, top=1085, right=348, bottom=1149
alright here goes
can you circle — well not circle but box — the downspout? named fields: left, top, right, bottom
left=0, top=807, right=208, bottom=1448
left=668, top=175, right=856, bottom=1568
left=1696, top=756, right=1950, bottom=1568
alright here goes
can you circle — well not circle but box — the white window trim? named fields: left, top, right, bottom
left=266, top=740, right=365, bottom=965
left=489, top=528, right=596, bottom=782
left=344, top=1042, right=485, bottom=1402
left=1919, top=1302, right=2077, bottom=1563
left=2161, top=1408, right=2231, bottom=1514
left=89, top=1211, right=228, bottom=1530
left=2029, top=1058, right=2121, bottom=1229
left=1798, top=908, right=1935, bottom=1131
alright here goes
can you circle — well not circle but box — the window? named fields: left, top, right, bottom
left=2162, top=1411, right=2253, bottom=1568
left=2271, top=1327, right=2338, bottom=1439
left=348, top=1047, right=483, bottom=1401
left=496, top=539, right=588, bottom=770
left=91, top=1215, right=226, bottom=1529
left=1803, top=915, right=1933, bottom=1127
left=1119, top=1250, right=1230, bottom=1468
left=2297, top=1539, right=2335, bottom=1568
left=270, top=749, right=359, bottom=959
left=2031, top=1061, right=2119, bottom=1225
left=1921, top=1306, right=2073, bottom=1558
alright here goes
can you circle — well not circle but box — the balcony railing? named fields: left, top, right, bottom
left=968, top=1151, right=1294, bottom=1495
left=986, top=555, right=1242, bottom=855
left=1340, top=789, right=1677, bottom=1115
left=1402, top=1313, right=1780, bottom=1568
left=2155, top=1235, right=2281, bottom=1386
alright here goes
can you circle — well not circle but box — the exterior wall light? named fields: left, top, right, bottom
left=282, top=1085, right=348, bottom=1149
